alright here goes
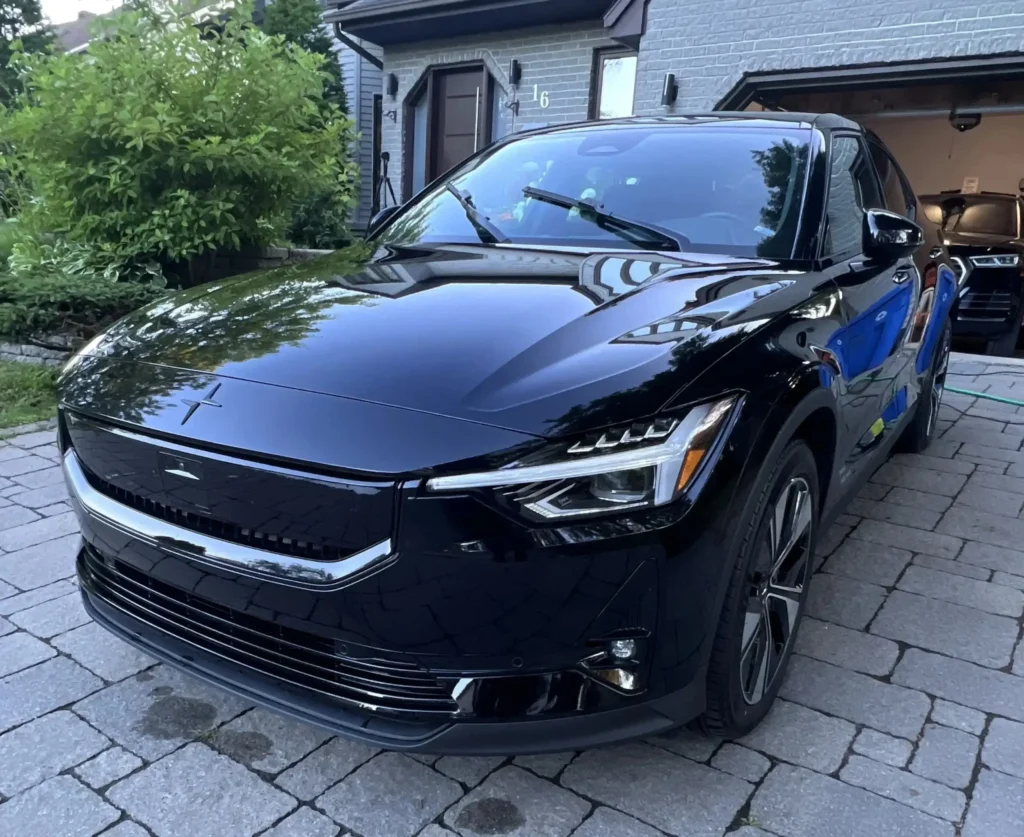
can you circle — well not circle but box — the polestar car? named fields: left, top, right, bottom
left=61, top=114, right=956, bottom=753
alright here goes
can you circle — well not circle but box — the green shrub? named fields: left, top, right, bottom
left=0, top=270, right=163, bottom=341
left=0, top=0, right=357, bottom=284
left=0, top=237, right=165, bottom=341
left=0, top=219, right=17, bottom=267
left=287, top=189, right=354, bottom=249
left=261, top=0, right=347, bottom=115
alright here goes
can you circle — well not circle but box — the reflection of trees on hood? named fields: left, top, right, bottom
left=60, top=356, right=217, bottom=427
left=62, top=248, right=377, bottom=425
left=107, top=247, right=377, bottom=371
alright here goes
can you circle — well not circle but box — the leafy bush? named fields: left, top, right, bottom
left=0, top=0, right=357, bottom=285
left=261, top=0, right=353, bottom=248
left=287, top=189, right=354, bottom=249
left=0, top=0, right=52, bottom=109
left=0, top=270, right=163, bottom=342
left=0, top=237, right=165, bottom=341
left=0, top=219, right=17, bottom=268
left=261, top=0, right=347, bottom=115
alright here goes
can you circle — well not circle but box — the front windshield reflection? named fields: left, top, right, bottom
left=377, top=124, right=811, bottom=259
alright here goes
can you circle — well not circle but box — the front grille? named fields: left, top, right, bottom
left=81, top=547, right=459, bottom=716
left=960, top=290, right=1014, bottom=320
left=86, top=471, right=346, bottom=564
left=66, top=413, right=395, bottom=565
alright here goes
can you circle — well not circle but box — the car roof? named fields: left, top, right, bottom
left=516, top=112, right=860, bottom=137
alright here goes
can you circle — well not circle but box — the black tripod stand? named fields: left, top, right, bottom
left=374, top=151, right=398, bottom=214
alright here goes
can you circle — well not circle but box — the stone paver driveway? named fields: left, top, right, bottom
left=4, top=353, right=1024, bottom=837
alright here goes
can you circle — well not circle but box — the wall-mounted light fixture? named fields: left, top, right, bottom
left=384, top=109, right=397, bottom=123
left=661, top=73, right=678, bottom=107
left=387, top=73, right=399, bottom=99
left=508, top=59, right=522, bottom=88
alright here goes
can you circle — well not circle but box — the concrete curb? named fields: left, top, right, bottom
left=0, top=417, right=58, bottom=439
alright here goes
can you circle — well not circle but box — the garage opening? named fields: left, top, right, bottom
left=718, top=57, right=1024, bottom=356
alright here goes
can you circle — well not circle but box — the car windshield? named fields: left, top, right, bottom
left=921, top=195, right=1020, bottom=238
left=376, top=124, right=812, bottom=259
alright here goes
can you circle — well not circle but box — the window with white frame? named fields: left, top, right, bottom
left=592, top=48, right=638, bottom=120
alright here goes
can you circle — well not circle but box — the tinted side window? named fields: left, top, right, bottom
left=823, top=136, right=878, bottom=257
left=869, top=141, right=915, bottom=219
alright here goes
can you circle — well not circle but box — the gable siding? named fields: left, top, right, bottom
left=334, top=35, right=384, bottom=230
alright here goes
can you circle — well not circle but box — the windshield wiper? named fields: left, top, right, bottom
left=445, top=183, right=509, bottom=244
left=523, top=186, right=690, bottom=252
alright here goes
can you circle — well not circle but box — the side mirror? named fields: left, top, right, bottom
left=863, top=209, right=924, bottom=261
left=366, top=205, right=401, bottom=238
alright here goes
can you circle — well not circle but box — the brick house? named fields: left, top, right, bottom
left=323, top=0, right=1024, bottom=220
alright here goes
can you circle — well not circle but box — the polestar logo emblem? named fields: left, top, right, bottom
left=181, top=383, right=222, bottom=425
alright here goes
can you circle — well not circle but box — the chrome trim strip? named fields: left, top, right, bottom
left=63, top=451, right=395, bottom=591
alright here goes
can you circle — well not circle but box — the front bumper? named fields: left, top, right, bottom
left=66, top=439, right=725, bottom=754
left=79, top=578, right=703, bottom=754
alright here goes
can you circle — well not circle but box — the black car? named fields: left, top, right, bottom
left=919, top=191, right=1024, bottom=356
left=60, top=114, right=956, bottom=753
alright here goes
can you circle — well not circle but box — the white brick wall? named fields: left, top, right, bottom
left=380, top=23, right=613, bottom=198
left=635, top=0, right=1024, bottom=112
left=375, top=2, right=1024, bottom=197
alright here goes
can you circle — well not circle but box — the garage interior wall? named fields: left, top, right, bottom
left=862, top=114, right=1024, bottom=196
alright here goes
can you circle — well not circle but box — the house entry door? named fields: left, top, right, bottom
left=429, top=67, right=490, bottom=181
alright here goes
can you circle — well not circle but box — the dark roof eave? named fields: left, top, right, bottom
left=326, top=0, right=618, bottom=46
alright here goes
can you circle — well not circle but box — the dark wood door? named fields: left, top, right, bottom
left=430, top=68, right=488, bottom=181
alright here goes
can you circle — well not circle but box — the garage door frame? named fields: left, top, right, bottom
left=716, top=55, right=1024, bottom=111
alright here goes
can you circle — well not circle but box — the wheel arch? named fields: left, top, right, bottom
left=741, top=374, right=840, bottom=516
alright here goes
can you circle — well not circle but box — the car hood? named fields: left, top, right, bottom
left=941, top=231, right=1024, bottom=250
left=72, top=243, right=799, bottom=439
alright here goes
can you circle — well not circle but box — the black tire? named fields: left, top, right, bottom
left=898, top=320, right=952, bottom=454
left=697, top=439, right=819, bottom=738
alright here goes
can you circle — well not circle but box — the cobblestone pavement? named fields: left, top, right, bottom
left=4, top=354, right=1024, bottom=837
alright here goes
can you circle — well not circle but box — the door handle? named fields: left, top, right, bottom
left=893, top=268, right=911, bottom=284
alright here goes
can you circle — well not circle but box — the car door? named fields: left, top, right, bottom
left=866, top=135, right=927, bottom=420
left=818, top=133, right=911, bottom=483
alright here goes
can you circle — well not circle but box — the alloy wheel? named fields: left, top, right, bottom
left=739, top=476, right=813, bottom=705
left=926, top=333, right=951, bottom=439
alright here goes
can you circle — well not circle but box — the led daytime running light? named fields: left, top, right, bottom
left=426, top=396, right=737, bottom=495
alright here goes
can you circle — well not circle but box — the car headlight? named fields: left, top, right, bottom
left=970, top=254, right=1020, bottom=268
left=427, top=395, right=739, bottom=520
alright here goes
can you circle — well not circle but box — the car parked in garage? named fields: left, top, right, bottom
left=60, top=113, right=956, bottom=753
left=920, top=190, right=1024, bottom=356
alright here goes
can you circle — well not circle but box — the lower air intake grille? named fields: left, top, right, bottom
left=81, top=547, right=458, bottom=716
left=960, top=291, right=1014, bottom=320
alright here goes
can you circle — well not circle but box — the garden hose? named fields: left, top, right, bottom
left=946, top=386, right=1024, bottom=408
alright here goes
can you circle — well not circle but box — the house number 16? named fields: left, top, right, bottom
left=533, top=85, right=550, bottom=108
